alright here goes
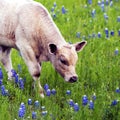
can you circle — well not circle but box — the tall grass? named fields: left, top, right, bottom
left=0, top=0, right=120, bottom=120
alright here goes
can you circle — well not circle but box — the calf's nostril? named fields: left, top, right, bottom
left=69, top=76, right=78, bottom=83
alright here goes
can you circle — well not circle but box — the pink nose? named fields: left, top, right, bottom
left=69, top=76, right=78, bottom=83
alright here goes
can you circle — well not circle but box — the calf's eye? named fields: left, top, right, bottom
left=60, top=59, right=69, bottom=66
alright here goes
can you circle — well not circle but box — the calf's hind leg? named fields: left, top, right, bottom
left=0, top=46, right=13, bottom=79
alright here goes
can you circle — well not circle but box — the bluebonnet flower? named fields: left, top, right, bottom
left=76, top=32, right=80, bottom=38
left=88, top=100, right=94, bottom=110
left=51, top=88, right=56, bottom=95
left=114, top=48, right=119, bottom=55
left=74, top=103, right=80, bottom=112
left=0, top=79, right=3, bottom=86
left=11, top=69, right=17, bottom=77
left=68, top=99, right=74, bottom=107
left=98, top=32, right=101, bottom=38
left=20, top=102, right=26, bottom=115
left=19, top=78, right=24, bottom=90
left=18, top=108, right=24, bottom=118
left=0, top=68, right=3, bottom=79
left=66, top=90, right=71, bottom=95
left=117, top=16, right=120, bottom=22
left=110, top=30, right=114, bottom=36
left=101, top=4, right=105, bottom=12
left=111, top=100, right=119, bottom=106
left=82, top=95, right=88, bottom=106
left=104, top=13, right=108, bottom=20
left=44, top=84, right=49, bottom=91
left=118, top=29, right=120, bottom=36
left=34, top=100, right=40, bottom=108
left=51, top=7, right=54, bottom=12
left=116, top=87, right=120, bottom=93
left=101, top=0, right=104, bottom=4
left=46, top=89, right=51, bottom=96
left=110, top=1, right=113, bottom=7
left=28, top=99, right=32, bottom=105
left=61, top=6, right=67, bottom=14
left=42, top=111, right=48, bottom=116
left=91, top=9, right=96, bottom=18
left=1, top=85, right=6, bottom=96
left=88, top=0, right=92, bottom=4
left=53, top=2, right=57, bottom=8
left=32, top=111, right=37, bottom=119
left=92, top=93, right=96, bottom=100
left=52, top=13, right=56, bottom=18
left=98, top=1, right=101, bottom=6
left=106, top=0, right=109, bottom=5
left=105, top=28, right=109, bottom=38
left=14, top=74, right=19, bottom=84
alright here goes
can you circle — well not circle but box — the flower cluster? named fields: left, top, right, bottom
left=44, top=84, right=56, bottom=96
left=18, top=103, right=26, bottom=118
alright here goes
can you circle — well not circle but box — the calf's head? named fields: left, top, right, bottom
left=48, top=41, right=87, bottom=83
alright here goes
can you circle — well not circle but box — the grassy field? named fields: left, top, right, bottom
left=0, top=0, right=120, bottom=120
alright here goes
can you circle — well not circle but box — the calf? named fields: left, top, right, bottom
left=0, top=0, right=87, bottom=97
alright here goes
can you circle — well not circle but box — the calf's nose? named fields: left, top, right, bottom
left=69, top=76, right=78, bottom=83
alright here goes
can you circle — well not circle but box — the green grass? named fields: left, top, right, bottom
left=0, top=0, right=120, bottom=120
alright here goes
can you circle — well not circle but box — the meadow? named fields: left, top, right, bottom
left=0, top=0, right=120, bottom=120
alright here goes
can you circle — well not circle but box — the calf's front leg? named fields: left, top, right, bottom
left=16, top=42, right=44, bottom=98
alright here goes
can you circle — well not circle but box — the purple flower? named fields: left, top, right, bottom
left=14, top=74, right=19, bottom=84
left=32, top=111, right=37, bottom=119
left=117, top=16, right=120, bottom=22
left=82, top=95, right=88, bottom=106
left=66, top=90, right=71, bottom=95
left=111, top=100, right=119, bottom=106
left=1, top=85, right=6, bottom=96
left=18, top=108, right=24, bottom=118
left=76, top=32, right=80, bottom=38
left=68, top=99, right=74, bottom=107
left=41, top=111, right=48, bottom=116
left=44, top=84, right=49, bottom=91
left=0, top=68, right=3, bottom=80
left=101, top=4, right=105, bottom=12
left=28, top=99, right=32, bottom=105
left=114, top=48, right=119, bottom=55
left=53, top=2, right=57, bottom=8
left=19, top=78, right=24, bottom=90
left=110, top=30, right=114, bottom=36
left=91, top=9, right=96, bottom=18
left=51, top=88, right=56, bottom=95
left=41, top=106, right=46, bottom=111
left=106, top=0, right=109, bottom=5
left=116, top=87, right=120, bottom=93
left=51, top=7, right=54, bottom=12
left=98, top=32, right=101, bottom=38
left=61, top=6, right=67, bottom=14
left=118, top=29, right=120, bottom=36
left=73, top=103, right=80, bottom=112
left=34, top=100, right=40, bottom=108
left=0, top=79, right=3, bottom=86
left=20, top=102, right=26, bottom=115
left=88, top=100, right=94, bottom=110
left=104, top=13, right=108, bottom=20
left=46, top=89, right=51, bottom=96
left=11, top=69, right=17, bottom=77
left=110, top=1, right=113, bottom=7
left=88, top=0, right=92, bottom=4
left=92, top=93, right=96, bottom=100
left=98, top=1, right=101, bottom=6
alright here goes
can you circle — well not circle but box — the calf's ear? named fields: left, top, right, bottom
left=74, top=41, right=87, bottom=52
left=48, top=43, right=57, bottom=54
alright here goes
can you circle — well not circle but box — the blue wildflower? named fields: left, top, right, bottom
left=111, top=100, right=119, bottom=106
left=68, top=99, right=74, bottom=107
left=74, top=103, right=80, bottom=112
left=46, top=89, right=51, bottom=96
left=51, top=88, right=56, bottom=95
left=88, top=0, right=92, bottom=4
left=34, top=100, right=40, bottom=108
left=98, top=32, right=101, bottom=38
left=114, top=48, right=119, bottom=55
left=101, top=0, right=104, bottom=4
left=106, top=0, right=109, bottom=5
left=118, top=29, right=120, bottom=36
left=53, top=2, right=57, bottom=8
left=116, top=87, right=120, bottom=93
left=98, top=1, right=101, bottom=6
left=42, top=111, right=48, bottom=116
left=61, top=6, right=66, bottom=14
left=76, top=32, right=80, bottom=38
left=18, top=108, right=24, bottom=118
left=82, top=95, right=88, bottom=106
left=101, top=4, right=105, bottom=12
left=0, top=79, right=3, bottom=86
left=28, top=99, right=32, bottom=105
left=0, top=68, right=3, bottom=80
left=1, top=85, right=6, bottom=96
left=51, top=7, right=54, bottom=12
left=44, top=84, right=49, bottom=91
left=41, top=106, right=46, bottom=111
left=19, top=78, right=24, bottom=90
left=11, top=69, right=17, bottom=77
left=88, top=100, right=94, bottom=110
left=92, top=93, right=96, bottom=100
left=66, top=90, right=71, bottom=95
left=20, top=102, right=26, bottom=115
left=91, top=9, right=96, bottom=18
left=110, top=1, right=113, bottom=7
left=14, top=74, right=19, bottom=84
left=32, top=111, right=37, bottom=119
left=117, top=16, right=120, bottom=22
left=110, top=30, right=114, bottom=36
left=104, top=13, right=108, bottom=20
